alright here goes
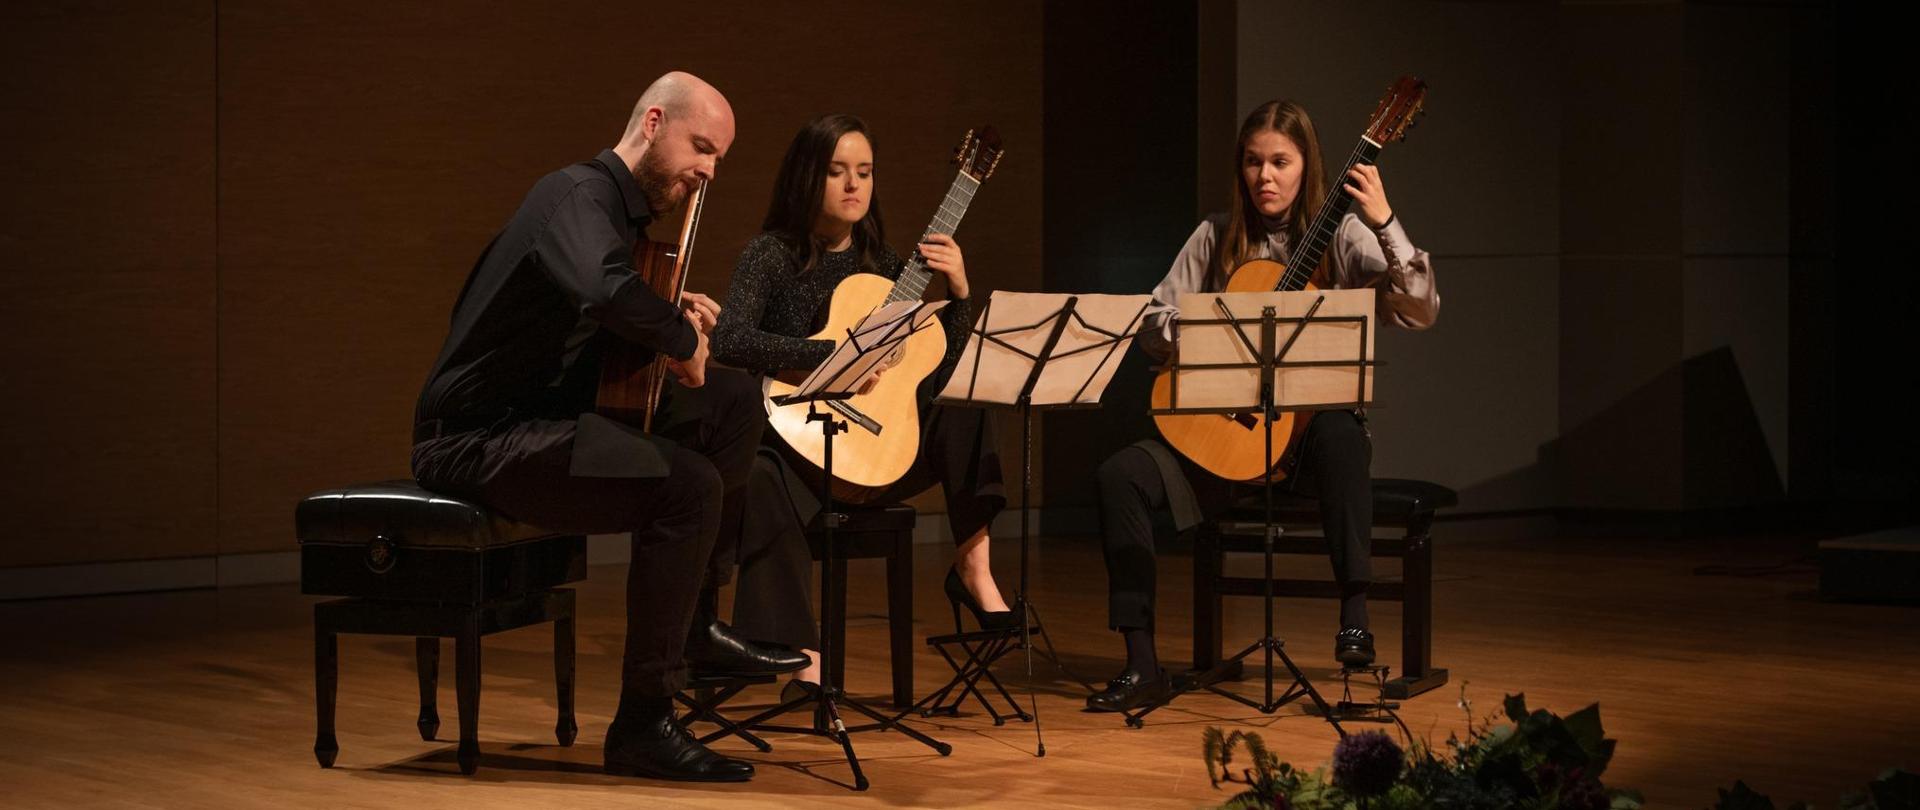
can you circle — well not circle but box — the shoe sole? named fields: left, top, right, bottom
left=1086, top=687, right=1174, bottom=714
left=687, top=661, right=810, bottom=679
left=602, top=763, right=754, bottom=783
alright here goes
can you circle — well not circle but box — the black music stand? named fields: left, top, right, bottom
left=731, top=300, right=952, bottom=791
left=931, top=290, right=1154, bottom=756
left=1126, top=289, right=1377, bottom=736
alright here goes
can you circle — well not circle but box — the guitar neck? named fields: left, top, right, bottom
left=1275, top=135, right=1383, bottom=292
left=669, top=181, right=709, bottom=302
left=885, top=170, right=981, bottom=304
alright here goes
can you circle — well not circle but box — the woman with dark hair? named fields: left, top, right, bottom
left=1085, top=99, right=1441, bottom=712
left=712, top=114, right=1014, bottom=693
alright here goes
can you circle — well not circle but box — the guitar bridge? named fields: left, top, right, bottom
left=1223, top=412, right=1260, bottom=430
left=827, top=399, right=883, bottom=436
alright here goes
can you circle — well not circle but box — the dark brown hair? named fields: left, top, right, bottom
left=760, top=113, right=886, bottom=272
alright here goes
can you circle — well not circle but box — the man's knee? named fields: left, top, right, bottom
left=656, top=447, right=724, bottom=517
left=703, top=368, right=765, bottom=420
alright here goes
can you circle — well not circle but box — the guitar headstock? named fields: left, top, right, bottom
left=952, top=126, right=1005, bottom=182
left=1365, top=76, right=1428, bottom=145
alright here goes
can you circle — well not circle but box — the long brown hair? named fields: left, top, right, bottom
left=1208, top=100, right=1327, bottom=291
left=761, top=113, right=887, bottom=273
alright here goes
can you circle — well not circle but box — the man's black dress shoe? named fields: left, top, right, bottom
left=685, top=616, right=809, bottom=678
left=603, top=713, right=754, bottom=782
left=1085, top=667, right=1173, bottom=713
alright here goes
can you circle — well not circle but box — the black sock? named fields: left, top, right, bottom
left=1120, top=626, right=1159, bottom=675
left=1339, top=582, right=1370, bottom=630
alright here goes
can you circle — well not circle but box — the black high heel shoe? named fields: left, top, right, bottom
left=944, top=567, right=1021, bottom=632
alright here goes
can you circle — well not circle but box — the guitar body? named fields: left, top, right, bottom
left=597, top=237, right=687, bottom=432
left=1151, top=259, right=1316, bottom=482
left=763, top=272, right=948, bottom=501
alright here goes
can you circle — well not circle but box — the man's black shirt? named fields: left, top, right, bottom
left=415, top=150, right=696, bottom=430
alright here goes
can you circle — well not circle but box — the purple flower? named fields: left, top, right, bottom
left=1535, top=762, right=1607, bottom=810
left=1332, top=731, right=1403, bottom=797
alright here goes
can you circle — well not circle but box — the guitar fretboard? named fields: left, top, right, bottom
left=884, top=171, right=981, bottom=304
left=1274, top=137, right=1383, bottom=292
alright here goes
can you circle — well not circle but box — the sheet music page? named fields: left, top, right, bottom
left=792, top=299, right=948, bottom=398
left=939, top=291, right=1152, bottom=406
left=1168, top=288, right=1375, bottom=410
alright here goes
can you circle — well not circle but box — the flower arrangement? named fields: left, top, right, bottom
left=1201, top=689, right=1642, bottom=809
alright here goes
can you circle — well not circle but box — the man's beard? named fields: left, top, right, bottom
left=634, top=148, right=684, bottom=217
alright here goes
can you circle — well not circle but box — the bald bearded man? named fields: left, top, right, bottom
left=412, top=72, right=805, bottom=783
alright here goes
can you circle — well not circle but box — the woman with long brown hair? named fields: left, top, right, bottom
left=1085, top=99, right=1440, bottom=712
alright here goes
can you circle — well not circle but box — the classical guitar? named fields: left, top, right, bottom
left=764, top=128, right=1004, bottom=500
left=596, top=180, right=709, bottom=432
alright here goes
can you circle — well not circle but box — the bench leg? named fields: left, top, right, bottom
left=455, top=617, right=482, bottom=774
left=1386, top=513, right=1447, bottom=699
left=888, top=530, right=914, bottom=708
left=314, top=617, right=339, bottom=768
left=1192, top=527, right=1224, bottom=673
left=415, top=638, right=440, bottom=740
left=828, top=556, right=849, bottom=693
left=554, top=593, right=577, bottom=746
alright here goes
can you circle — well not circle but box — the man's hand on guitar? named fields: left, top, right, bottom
left=665, top=312, right=710, bottom=388
left=680, top=291, right=720, bottom=334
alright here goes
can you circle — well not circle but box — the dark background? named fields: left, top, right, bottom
left=2, top=1, right=1910, bottom=589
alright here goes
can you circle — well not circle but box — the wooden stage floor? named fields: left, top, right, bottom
left=3, top=526, right=1915, bottom=808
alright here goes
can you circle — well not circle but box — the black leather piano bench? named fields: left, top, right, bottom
left=1192, top=478, right=1457, bottom=700
left=297, top=480, right=586, bottom=775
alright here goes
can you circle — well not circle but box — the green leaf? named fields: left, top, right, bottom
left=1869, top=767, right=1920, bottom=810
left=1219, top=790, right=1272, bottom=810
left=1504, top=693, right=1532, bottom=724
left=1714, top=780, right=1778, bottom=810
left=1204, top=726, right=1231, bottom=786
left=1245, top=731, right=1277, bottom=781
left=1562, top=704, right=1606, bottom=756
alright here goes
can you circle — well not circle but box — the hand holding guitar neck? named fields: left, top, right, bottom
left=1342, top=164, right=1394, bottom=229
left=919, top=232, right=969, bottom=300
